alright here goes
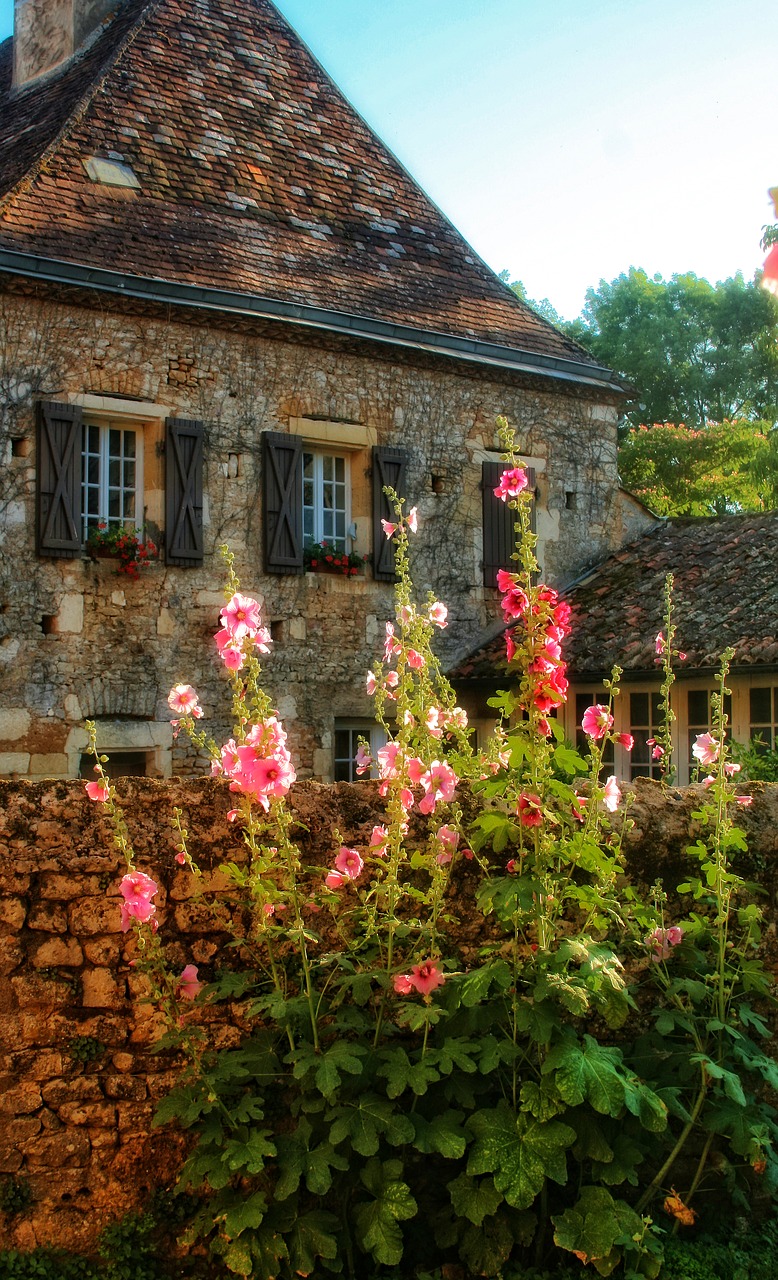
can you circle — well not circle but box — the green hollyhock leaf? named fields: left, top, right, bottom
left=215, top=1237, right=253, bottom=1277
left=591, top=1132, right=645, bottom=1187
left=222, top=1128, right=276, bottom=1174
left=218, top=1189, right=268, bottom=1238
left=447, top=1172, right=503, bottom=1226
left=622, top=1076, right=669, bottom=1133
left=412, top=1110, right=468, bottom=1159
left=328, top=1093, right=415, bottom=1156
left=287, top=1210, right=339, bottom=1276
left=377, top=1046, right=440, bottom=1098
left=520, top=1077, right=565, bottom=1121
left=569, top=1110, right=614, bottom=1163
left=429, top=1036, right=480, bottom=1075
left=458, top=961, right=513, bottom=1007
left=553, top=1187, right=642, bottom=1274
left=467, top=1100, right=574, bottom=1209
left=353, top=1158, right=417, bottom=1267
left=545, top=1035, right=627, bottom=1116
left=459, top=1214, right=514, bottom=1276
left=554, top=744, right=589, bottom=775
left=313, top=1041, right=365, bottom=1098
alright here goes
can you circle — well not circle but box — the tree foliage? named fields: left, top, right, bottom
left=568, top=269, right=778, bottom=432
left=619, top=418, right=776, bottom=516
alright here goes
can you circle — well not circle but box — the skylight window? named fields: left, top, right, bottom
left=83, top=157, right=140, bottom=189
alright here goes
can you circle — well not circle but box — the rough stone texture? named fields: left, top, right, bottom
left=0, top=290, right=651, bottom=784
left=1, top=776, right=777, bottom=1254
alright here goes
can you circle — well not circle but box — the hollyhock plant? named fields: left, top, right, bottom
left=177, top=964, right=203, bottom=1001
left=167, top=684, right=203, bottom=718
left=692, top=732, right=720, bottom=767
left=581, top=704, right=614, bottom=740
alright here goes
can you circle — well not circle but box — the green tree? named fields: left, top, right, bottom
left=498, top=270, right=567, bottom=328
left=618, top=418, right=774, bottom=515
left=571, top=269, right=778, bottom=431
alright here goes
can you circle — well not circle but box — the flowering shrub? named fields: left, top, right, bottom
left=86, top=522, right=157, bottom=578
left=84, top=421, right=776, bottom=1279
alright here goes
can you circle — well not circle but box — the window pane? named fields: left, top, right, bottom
left=688, top=690, right=709, bottom=725
left=750, top=687, right=772, bottom=723
left=630, top=692, right=648, bottom=724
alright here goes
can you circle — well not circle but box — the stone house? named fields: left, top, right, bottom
left=453, top=513, right=778, bottom=785
left=0, top=0, right=651, bottom=783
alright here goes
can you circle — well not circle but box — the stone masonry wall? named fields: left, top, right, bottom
left=1, top=777, right=777, bottom=1255
left=0, top=289, right=653, bottom=783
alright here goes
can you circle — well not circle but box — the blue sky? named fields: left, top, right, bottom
left=2, top=0, right=776, bottom=318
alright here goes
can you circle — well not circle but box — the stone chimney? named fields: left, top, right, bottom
left=13, top=0, right=120, bottom=88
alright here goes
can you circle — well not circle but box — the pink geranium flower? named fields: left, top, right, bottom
left=581, top=704, right=613, bottom=740
left=177, top=964, right=202, bottom=1001
left=220, top=593, right=262, bottom=640
left=692, top=733, right=720, bottom=766
left=167, top=684, right=203, bottom=718
left=494, top=467, right=528, bottom=502
left=602, top=776, right=622, bottom=813
left=85, top=779, right=110, bottom=802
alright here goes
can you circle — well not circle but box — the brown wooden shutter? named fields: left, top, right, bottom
left=36, top=401, right=83, bottom=557
left=482, top=461, right=536, bottom=587
left=165, top=418, right=204, bottom=566
left=263, top=431, right=303, bottom=573
left=372, top=446, right=408, bottom=581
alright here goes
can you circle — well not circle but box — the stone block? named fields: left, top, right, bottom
left=57, top=1100, right=117, bottom=1127
left=27, top=901, right=67, bottom=932
left=39, top=873, right=106, bottom=901
left=0, top=896, right=26, bottom=928
left=0, top=752, right=30, bottom=775
left=22, top=1129, right=91, bottom=1170
left=30, top=937, right=83, bottom=968
left=68, top=897, right=122, bottom=936
left=2, top=1083, right=43, bottom=1114
left=81, top=968, right=123, bottom=1008
left=111, top=1052, right=134, bottom=1073
left=0, top=708, right=31, bottom=741
left=55, top=594, right=84, bottom=633
left=83, top=936, right=122, bottom=966
left=41, top=1078, right=104, bottom=1107
left=11, top=973, right=76, bottom=1008
left=104, top=1074, right=147, bottom=1101
left=28, top=753, right=69, bottom=777
left=156, top=607, right=176, bottom=637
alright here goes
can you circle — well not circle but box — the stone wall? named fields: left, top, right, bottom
left=0, top=287, right=652, bottom=783
left=1, top=776, right=776, bottom=1255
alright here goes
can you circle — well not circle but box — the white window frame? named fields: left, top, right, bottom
left=333, top=720, right=387, bottom=782
left=81, top=417, right=144, bottom=541
left=302, top=449, right=351, bottom=553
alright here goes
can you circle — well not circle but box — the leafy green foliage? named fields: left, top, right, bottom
left=0, top=1175, right=33, bottom=1214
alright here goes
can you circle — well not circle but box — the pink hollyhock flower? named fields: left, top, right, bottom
left=572, top=797, right=586, bottom=822
left=384, top=622, right=401, bottom=661
left=85, top=779, right=109, bottom=803
left=366, top=670, right=377, bottom=696
left=407, top=507, right=418, bottom=533
left=678, top=651, right=687, bottom=662
left=494, top=467, right=528, bottom=502
left=177, top=964, right=202, bottom=1001
left=398, top=604, right=415, bottom=626
left=723, top=762, right=741, bottom=776
left=736, top=795, right=753, bottom=807
left=409, top=961, right=445, bottom=994
left=418, top=760, right=458, bottom=815
left=506, top=858, right=518, bottom=873
left=120, top=870, right=158, bottom=903
left=385, top=669, right=400, bottom=689
left=648, top=925, right=683, bottom=961
left=325, top=870, right=346, bottom=889
left=407, top=648, right=425, bottom=670
left=393, top=973, right=415, bottom=995
left=381, top=519, right=397, bottom=538
left=692, top=733, right=720, bottom=766
left=655, top=632, right=666, bottom=656
left=399, top=787, right=415, bottom=810
left=581, top=704, right=613, bottom=739
left=435, top=824, right=459, bottom=865
left=253, top=627, right=272, bottom=655
left=616, top=733, right=634, bottom=750
left=370, top=824, right=389, bottom=854
left=428, top=602, right=448, bottom=628
left=215, top=628, right=245, bottom=671
left=496, top=568, right=518, bottom=593
left=167, top=684, right=203, bottom=718
left=446, top=706, right=468, bottom=730
left=517, top=793, right=543, bottom=827
left=537, top=717, right=552, bottom=737
left=602, top=776, right=622, bottom=813
left=120, top=899, right=156, bottom=931
left=220, top=593, right=262, bottom=640
left=334, top=846, right=364, bottom=880
left=355, top=742, right=373, bottom=775
left=502, top=585, right=530, bottom=620
left=425, top=707, right=443, bottom=738
left=377, top=741, right=403, bottom=779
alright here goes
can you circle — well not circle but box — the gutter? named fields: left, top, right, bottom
left=0, top=248, right=625, bottom=393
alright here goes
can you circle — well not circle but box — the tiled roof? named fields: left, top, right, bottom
left=0, top=0, right=604, bottom=370
left=453, top=513, right=778, bottom=682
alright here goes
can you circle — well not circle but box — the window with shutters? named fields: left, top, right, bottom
left=482, top=458, right=536, bottom=588
left=81, top=420, right=142, bottom=540
left=334, top=720, right=387, bottom=782
left=263, top=423, right=404, bottom=580
left=36, top=400, right=203, bottom=566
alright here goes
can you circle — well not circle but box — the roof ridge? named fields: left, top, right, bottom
left=0, top=0, right=159, bottom=218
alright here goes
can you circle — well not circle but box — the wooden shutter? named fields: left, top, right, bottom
left=165, top=418, right=204, bottom=566
left=263, top=431, right=303, bottom=573
left=372, top=446, right=408, bottom=581
left=482, top=461, right=536, bottom=587
left=36, top=401, right=83, bottom=557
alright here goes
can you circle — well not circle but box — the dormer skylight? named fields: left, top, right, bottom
left=83, top=156, right=140, bottom=189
